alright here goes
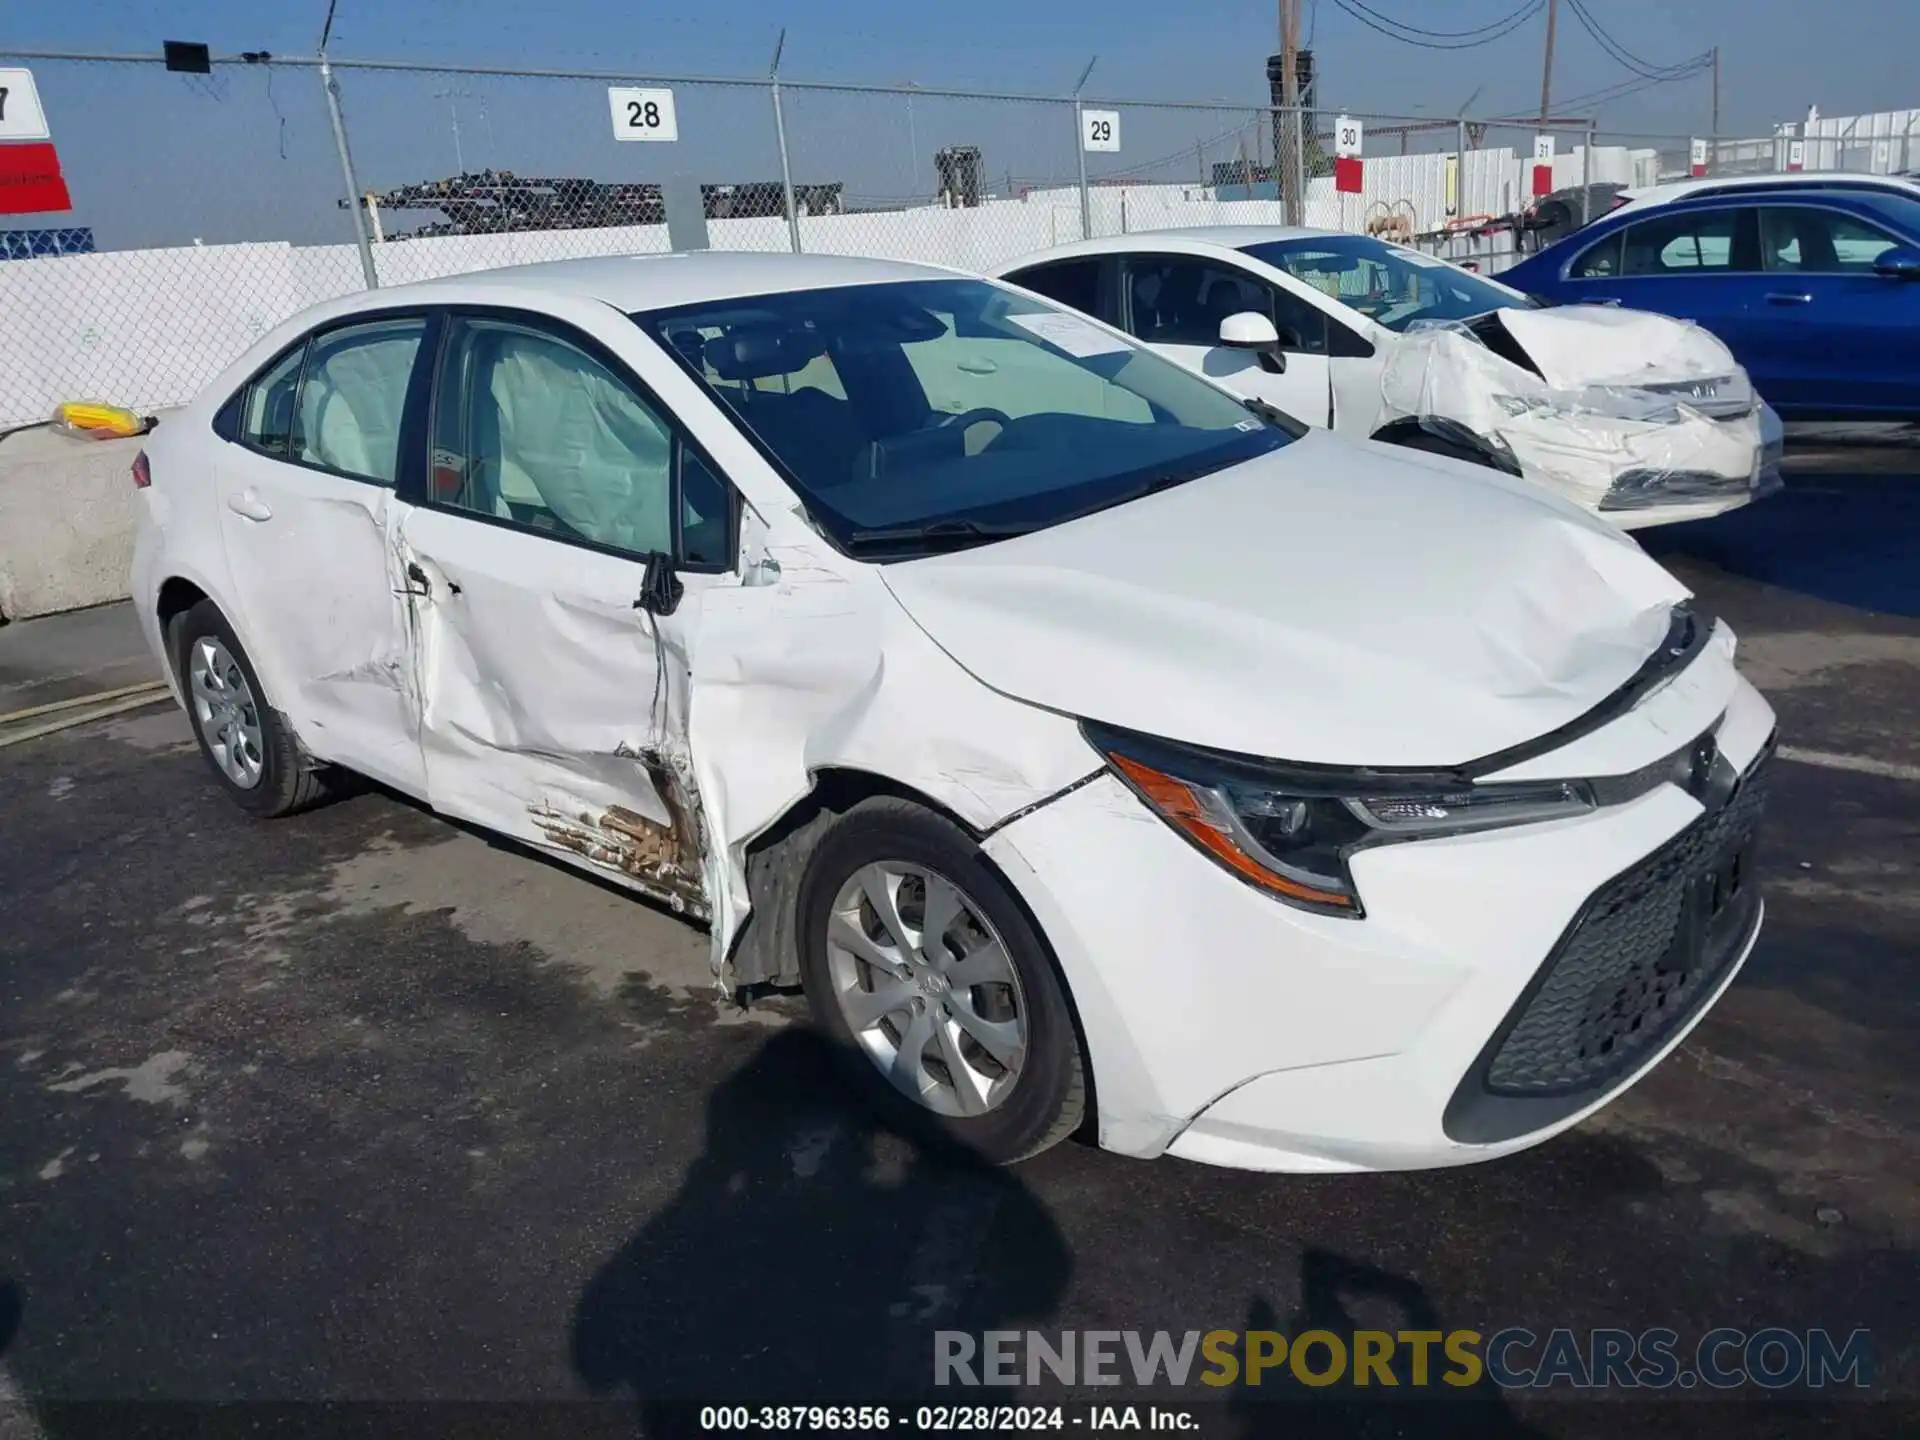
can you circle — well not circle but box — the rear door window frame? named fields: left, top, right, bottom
left=215, top=307, right=440, bottom=492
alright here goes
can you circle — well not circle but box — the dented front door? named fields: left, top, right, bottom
left=395, top=309, right=717, bottom=917
left=400, top=507, right=709, bottom=917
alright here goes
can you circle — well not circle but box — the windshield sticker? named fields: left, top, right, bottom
left=1395, top=248, right=1446, bottom=268
left=1007, top=310, right=1132, bottom=357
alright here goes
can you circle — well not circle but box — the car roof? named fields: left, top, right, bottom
left=1618, top=171, right=1920, bottom=208
left=371, top=250, right=967, bottom=313
left=996, top=225, right=1346, bottom=269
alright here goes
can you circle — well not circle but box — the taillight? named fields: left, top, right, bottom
left=131, top=451, right=151, bottom=489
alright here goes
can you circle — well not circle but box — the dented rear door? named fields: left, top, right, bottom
left=397, top=308, right=733, bottom=918
left=213, top=313, right=432, bottom=796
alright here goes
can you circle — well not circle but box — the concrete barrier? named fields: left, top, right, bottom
left=0, top=420, right=157, bottom=623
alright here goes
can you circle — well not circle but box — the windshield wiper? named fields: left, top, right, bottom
left=841, top=517, right=1035, bottom=555
left=1242, top=396, right=1308, bottom=436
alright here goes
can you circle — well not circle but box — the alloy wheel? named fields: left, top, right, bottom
left=188, top=637, right=265, bottom=790
left=823, top=862, right=1029, bottom=1117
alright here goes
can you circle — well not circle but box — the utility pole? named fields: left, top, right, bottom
left=1710, top=45, right=1721, bottom=136
left=1279, top=0, right=1301, bottom=224
left=1538, top=0, right=1558, bottom=122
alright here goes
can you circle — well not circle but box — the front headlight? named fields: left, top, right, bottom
left=1086, top=721, right=1595, bottom=918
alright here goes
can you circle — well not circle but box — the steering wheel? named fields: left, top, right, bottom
left=934, top=406, right=1013, bottom=433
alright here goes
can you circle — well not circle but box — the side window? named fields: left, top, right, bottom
left=1267, top=284, right=1329, bottom=354
left=1008, top=260, right=1102, bottom=319
left=1620, top=208, right=1744, bottom=275
left=1760, top=206, right=1900, bottom=273
left=430, top=315, right=727, bottom=566
left=1127, top=257, right=1280, bottom=348
left=240, top=342, right=307, bottom=458
left=678, top=446, right=733, bottom=570
left=294, top=317, right=426, bottom=484
left=1569, top=229, right=1625, bottom=278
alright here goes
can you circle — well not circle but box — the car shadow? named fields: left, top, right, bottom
left=570, top=1028, right=1074, bottom=1434
left=1224, top=1251, right=1548, bottom=1439
left=1640, top=467, right=1920, bottom=617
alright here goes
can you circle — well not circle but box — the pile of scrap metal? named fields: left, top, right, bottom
left=343, top=171, right=846, bottom=237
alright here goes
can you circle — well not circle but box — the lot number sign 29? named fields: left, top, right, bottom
left=1082, top=110, right=1120, bottom=153
left=608, top=87, right=679, bottom=142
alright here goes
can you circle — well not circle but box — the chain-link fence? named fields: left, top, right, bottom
left=0, top=54, right=367, bottom=427
left=0, top=44, right=1894, bottom=427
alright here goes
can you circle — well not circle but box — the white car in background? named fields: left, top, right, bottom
left=132, top=251, right=1774, bottom=1173
left=1609, top=170, right=1920, bottom=217
left=996, top=227, right=1782, bottom=527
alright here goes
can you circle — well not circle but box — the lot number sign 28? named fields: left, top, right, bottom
left=608, top=87, right=679, bottom=142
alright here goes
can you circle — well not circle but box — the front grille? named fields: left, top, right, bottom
left=1480, top=747, right=1770, bottom=1098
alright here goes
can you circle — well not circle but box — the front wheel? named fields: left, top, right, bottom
left=796, top=798, right=1086, bottom=1164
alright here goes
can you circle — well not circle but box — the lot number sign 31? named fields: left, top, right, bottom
left=608, top=87, right=679, bottom=142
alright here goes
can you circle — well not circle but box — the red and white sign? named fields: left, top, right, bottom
left=0, top=68, right=52, bottom=141
left=1333, top=114, right=1363, bottom=195
left=1689, top=137, right=1708, bottom=177
left=1531, top=134, right=1555, bottom=197
left=0, top=142, right=71, bottom=215
left=1786, top=138, right=1806, bottom=172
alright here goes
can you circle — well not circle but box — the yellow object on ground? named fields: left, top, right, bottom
left=51, top=401, right=152, bottom=440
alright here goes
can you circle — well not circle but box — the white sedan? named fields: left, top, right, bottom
left=132, top=251, right=1774, bottom=1171
left=995, top=227, right=1783, bottom=527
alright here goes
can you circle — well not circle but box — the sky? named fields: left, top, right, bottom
left=7, top=1, right=1918, bottom=248
left=15, top=0, right=1915, bottom=129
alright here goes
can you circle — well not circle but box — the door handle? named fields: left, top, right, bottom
left=226, top=490, right=272, bottom=522
left=1765, top=292, right=1812, bottom=305
left=402, top=560, right=460, bottom=599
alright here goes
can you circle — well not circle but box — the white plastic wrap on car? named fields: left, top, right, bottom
left=1377, top=304, right=1766, bottom=513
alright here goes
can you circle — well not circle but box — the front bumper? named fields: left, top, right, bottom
left=1502, top=402, right=1781, bottom=531
left=982, top=667, right=1776, bottom=1173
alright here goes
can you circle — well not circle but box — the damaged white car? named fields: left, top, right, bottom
left=996, top=228, right=1783, bottom=527
left=133, top=253, right=1775, bottom=1172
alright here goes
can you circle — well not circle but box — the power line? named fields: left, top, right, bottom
left=1336, top=0, right=1541, bottom=40
left=1547, top=58, right=1712, bottom=117
left=1563, top=0, right=1703, bottom=80
left=1329, top=0, right=1544, bottom=50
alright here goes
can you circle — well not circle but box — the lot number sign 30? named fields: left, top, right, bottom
left=608, top=87, right=679, bottom=142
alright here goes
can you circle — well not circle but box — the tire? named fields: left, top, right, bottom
left=173, top=599, right=333, bottom=819
left=796, top=797, right=1087, bottom=1165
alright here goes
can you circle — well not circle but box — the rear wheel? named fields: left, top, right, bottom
left=174, top=599, right=332, bottom=818
left=796, top=798, right=1086, bottom=1164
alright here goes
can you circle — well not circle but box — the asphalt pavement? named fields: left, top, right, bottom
left=1, top=452, right=1916, bottom=1438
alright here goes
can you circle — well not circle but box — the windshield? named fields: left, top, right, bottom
left=1242, top=235, right=1533, bottom=333
left=633, top=278, right=1288, bottom=557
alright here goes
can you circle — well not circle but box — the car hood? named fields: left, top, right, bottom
left=1482, top=303, right=1744, bottom=394
left=880, top=431, right=1689, bottom=767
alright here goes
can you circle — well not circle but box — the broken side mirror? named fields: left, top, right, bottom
left=635, top=551, right=684, bottom=617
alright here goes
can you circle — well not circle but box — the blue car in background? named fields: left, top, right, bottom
left=1502, top=188, right=1920, bottom=420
